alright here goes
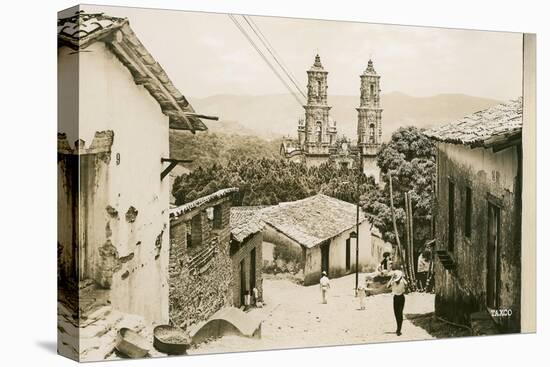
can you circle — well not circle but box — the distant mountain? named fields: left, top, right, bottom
left=190, top=92, right=502, bottom=141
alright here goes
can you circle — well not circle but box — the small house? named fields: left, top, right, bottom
left=261, top=194, right=380, bottom=285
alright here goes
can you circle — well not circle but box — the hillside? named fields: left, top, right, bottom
left=190, top=92, right=502, bottom=141
left=169, top=130, right=282, bottom=170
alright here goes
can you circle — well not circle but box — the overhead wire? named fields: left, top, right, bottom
left=243, top=15, right=307, bottom=100
left=228, top=14, right=305, bottom=107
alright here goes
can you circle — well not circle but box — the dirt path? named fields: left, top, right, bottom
left=190, top=273, right=435, bottom=354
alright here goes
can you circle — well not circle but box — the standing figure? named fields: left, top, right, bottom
left=387, top=270, right=408, bottom=336
left=320, top=271, right=330, bottom=304
left=378, top=251, right=392, bottom=275
left=357, top=282, right=366, bottom=310
left=416, top=249, right=431, bottom=291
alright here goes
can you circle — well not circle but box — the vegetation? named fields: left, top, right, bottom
left=173, top=158, right=376, bottom=206
left=172, top=127, right=435, bottom=254
left=360, top=126, right=436, bottom=251
left=170, top=131, right=282, bottom=170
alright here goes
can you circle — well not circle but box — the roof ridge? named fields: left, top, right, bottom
left=425, top=97, right=523, bottom=148
left=170, top=187, right=239, bottom=218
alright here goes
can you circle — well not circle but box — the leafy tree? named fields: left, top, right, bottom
left=360, top=126, right=436, bottom=252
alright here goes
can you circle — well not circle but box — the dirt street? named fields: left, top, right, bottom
left=190, top=273, right=435, bottom=354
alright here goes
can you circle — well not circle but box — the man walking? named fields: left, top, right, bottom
left=320, top=271, right=330, bottom=304
left=387, top=270, right=407, bottom=336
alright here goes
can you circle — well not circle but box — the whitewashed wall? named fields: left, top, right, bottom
left=58, top=42, right=171, bottom=324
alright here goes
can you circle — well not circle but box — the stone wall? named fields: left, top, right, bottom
left=433, top=142, right=521, bottom=332
left=169, top=198, right=234, bottom=330
left=230, top=232, right=264, bottom=307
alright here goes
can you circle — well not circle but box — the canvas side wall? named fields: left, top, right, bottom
left=57, top=6, right=81, bottom=360
left=521, top=32, right=536, bottom=333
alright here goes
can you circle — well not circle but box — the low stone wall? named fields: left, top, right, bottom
left=169, top=199, right=234, bottom=331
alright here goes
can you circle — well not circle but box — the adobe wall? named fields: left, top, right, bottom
left=303, top=220, right=375, bottom=285
left=58, top=42, right=170, bottom=325
left=433, top=142, right=521, bottom=332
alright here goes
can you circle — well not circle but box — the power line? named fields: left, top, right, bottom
left=243, top=15, right=307, bottom=100
left=228, top=14, right=305, bottom=107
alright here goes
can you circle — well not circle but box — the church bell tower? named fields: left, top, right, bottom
left=301, top=54, right=336, bottom=153
left=357, top=60, right=383, bottom=181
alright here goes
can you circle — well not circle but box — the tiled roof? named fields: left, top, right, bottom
left=230, top=207, right=265, bottom=243
left=262, top=194, right=366, bottom=248
left=424, top=98, right=523, bottom=148
left=58, top=11, right=210, bottom=132
left=170, top=188, right=239, bottom=219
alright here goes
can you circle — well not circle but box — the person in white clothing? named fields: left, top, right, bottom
left=387, top=270, right=408, bottom=336
left=320, top=271, right=330, bottom=304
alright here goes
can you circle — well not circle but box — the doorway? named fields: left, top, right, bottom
left=240, top=259, right=246, bottom=306
left=321, top=242, right=330, bottom=276
left=345, top=238, right=351, bottom=272
left=250, top=248, right=256, bottom=293
left=487, top=202, right=501, bottom=309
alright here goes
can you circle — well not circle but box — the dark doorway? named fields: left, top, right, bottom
left=448, top=180, right=455, bottom=251
left=345, top=238, right=351, bottom=272
left=487, top=202, right=501, bottom=309
left=321, top=242, right=330, bottom=276
left=240, top=259, right=246, bottom=306
left=250, top=248, right=256, bottom=292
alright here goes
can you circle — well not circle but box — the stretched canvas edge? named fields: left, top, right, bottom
left=521, top=32, right=536, bottom=333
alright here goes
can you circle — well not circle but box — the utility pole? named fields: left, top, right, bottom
left=355, top=150, right=363, bottom=293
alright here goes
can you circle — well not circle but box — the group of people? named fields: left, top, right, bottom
left=318, top=248, right=432, bottom=337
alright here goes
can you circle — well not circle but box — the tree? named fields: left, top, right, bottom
left=172, top=158, right=376, bottom=207
left=361, top=126, right=436, bottom=252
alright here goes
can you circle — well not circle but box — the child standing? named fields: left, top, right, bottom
left=357, top=283, right=366, bottom=310
left=320, top=271, right=330, bottom=304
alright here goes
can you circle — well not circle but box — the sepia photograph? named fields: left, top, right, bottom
left=57, top=3, right=536, bottom=362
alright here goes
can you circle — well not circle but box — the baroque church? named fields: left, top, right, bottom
left=280, top=55, right=383, bottom=182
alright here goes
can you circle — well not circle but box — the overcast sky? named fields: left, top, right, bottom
left=83, top=5, right=523, bottom=101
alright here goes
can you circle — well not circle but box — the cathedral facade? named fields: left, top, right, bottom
left=280, top=55, right=383, bottom=181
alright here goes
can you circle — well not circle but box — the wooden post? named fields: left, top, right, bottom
left=407, top=192, right=416, bottom=289
left=355, top=151, right=362, bottom=293
left=404, top=191, right=412, bottom=282
left=388, top=174, right=410, bottom=282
